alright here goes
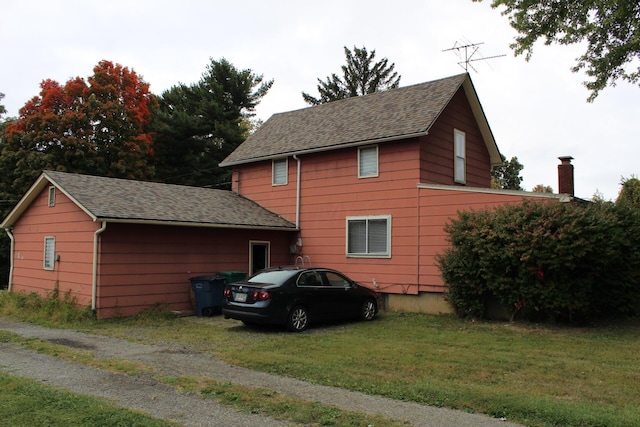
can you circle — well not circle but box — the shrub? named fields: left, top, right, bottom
left=437, top=200, right=640, bottom=322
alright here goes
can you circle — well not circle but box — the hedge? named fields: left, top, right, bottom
left=437, top=200, right=640, bottom=322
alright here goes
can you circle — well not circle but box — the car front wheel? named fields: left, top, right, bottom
left=361, top=299, right=377, bottom=321
left=287, top=306, right=309, bottom=332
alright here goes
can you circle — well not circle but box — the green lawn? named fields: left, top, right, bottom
left=96, top=312, right=640, bottom=427
left=0, top=371, right=177, bottom=427
left=1, top=291, right=639, bottom=427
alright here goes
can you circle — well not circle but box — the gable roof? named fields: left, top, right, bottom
left=1, top=171, right=296, bottom=231
left=221, top=73, right=501, bottom=167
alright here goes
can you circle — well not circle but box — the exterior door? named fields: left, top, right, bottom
left=249, top=241, right=270, bottom=276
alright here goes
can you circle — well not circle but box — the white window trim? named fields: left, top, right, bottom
left=454, top=129, right=466, bottom=184
left=272, top=158, right=288, bottom=186
left=48, top=186, right=56, bottom=207
left=345, top=215, right=391, bottom=258
left=358, top=145, right=379, bottom=178
left=44, top=236, right=55, bottom=271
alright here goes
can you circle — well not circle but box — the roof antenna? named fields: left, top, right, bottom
left=443, top=41, right=505, bottom=72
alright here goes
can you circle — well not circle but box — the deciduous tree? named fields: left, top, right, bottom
left=616, top=176, right=640, bottom=208
left=302, top=46, right=401, bottom=105
left=477, top=0, right=640, bottom=101
left=3, top=60, right=155, bottom=192
left=491, top=155, right=524, bottom=190
left=532, top=184, right=554, bottom=193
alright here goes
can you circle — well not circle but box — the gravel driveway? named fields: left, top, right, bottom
left=0, top=317, right=522, bottom=427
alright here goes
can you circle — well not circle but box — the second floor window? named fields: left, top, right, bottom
left=358, top=145, right=378, bottom=178
left=272, top=158, right=288, bottom=186
left=48, top=186, right=56, bottom=207
left=454, top=129, right=466, bottom=184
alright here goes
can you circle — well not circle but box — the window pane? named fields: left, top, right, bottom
left=273, top=159, right=287, bottom=185
left=348, top=220, right=366, bottom=253
left=359, top=146, right=378, bottom=177
left=454, top=130, right=466, bottom=183
left=367, top=219, right=388, bottom=253
left=44, top=237, right=55, bottom=270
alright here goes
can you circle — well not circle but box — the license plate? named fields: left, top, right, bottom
left=234, top=292, right=247, bottom=302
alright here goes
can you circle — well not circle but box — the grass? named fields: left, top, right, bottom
left=0, top=371, right=178, bottom=427
left=1, top=290, right=640, bottom=426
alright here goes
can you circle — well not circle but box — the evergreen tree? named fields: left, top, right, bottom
left=152, top=58, right=272, bottom=188
left=302, top=46, right=401, bottom=105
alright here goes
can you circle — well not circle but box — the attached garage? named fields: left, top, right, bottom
left=1, top=171, right=297, bottom=318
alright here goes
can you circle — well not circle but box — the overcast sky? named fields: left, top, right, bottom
left=2, top=0, right=638, bottom=200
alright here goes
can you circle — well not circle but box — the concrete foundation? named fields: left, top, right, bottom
left=385, top=292, right=454, bottom=314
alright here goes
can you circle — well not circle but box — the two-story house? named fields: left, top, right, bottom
left=2, top=73, right=569, bottom=318
left=220, top=73, right=568, bottom=312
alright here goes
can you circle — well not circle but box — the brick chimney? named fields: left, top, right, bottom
left=558, top=156, right=574, bottom=196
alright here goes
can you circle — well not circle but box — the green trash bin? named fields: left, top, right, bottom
left=217, top=271, right=247, bottom=284
left=190, top=276, right=226, bottom=317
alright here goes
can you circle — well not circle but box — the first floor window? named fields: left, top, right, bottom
left=272, top=158, right=288, bottom=185
left=346, top=215, right=391, bottom=257
left=44, top=236, right=55, bottom=270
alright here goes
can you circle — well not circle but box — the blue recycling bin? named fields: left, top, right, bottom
left=190, top=276, right=226, bottom=317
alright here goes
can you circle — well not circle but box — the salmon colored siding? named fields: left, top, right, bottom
left=9, top=183, right=294, bottom=319
left=234, top=146, right=560, bottom=296
left=96, top=223, right=293, bottom=318
left=10, top=187, right=99, bottom=307
left=420, top=88, right=491, bottom=187
left=235, top=140, right=424, bottom=292
left=416, top=188, right=551, bottom=293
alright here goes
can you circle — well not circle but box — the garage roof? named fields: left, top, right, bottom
left=1, top=171, right=297, bottom=231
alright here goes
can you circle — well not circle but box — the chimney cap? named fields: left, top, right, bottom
left=558, top=156, right=574, bottom=163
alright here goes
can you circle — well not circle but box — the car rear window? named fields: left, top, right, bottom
left=248, top=270, right=298, bottom=285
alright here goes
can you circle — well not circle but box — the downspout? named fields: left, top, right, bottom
left=4, top=228, right=15, bottom=292
left=293, top=155, right=301, bottom=228
left=92, top=222, right=107, bottom=313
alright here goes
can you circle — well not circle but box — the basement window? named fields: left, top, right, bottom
left=346, top=215, right=391, bottom=258
left=48, top=186, right=56, bottom=207
left=44, top=236, right=55, bottom=270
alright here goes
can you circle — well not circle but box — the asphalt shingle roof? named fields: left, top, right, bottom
left=40, top=171, right=296, bottom=230
left=221, top=73, right=470, bottom=166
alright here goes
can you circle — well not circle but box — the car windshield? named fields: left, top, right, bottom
left=248, top=270, right=299, bottom=285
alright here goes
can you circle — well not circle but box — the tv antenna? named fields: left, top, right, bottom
left=443, top=41, right=505, bottom=72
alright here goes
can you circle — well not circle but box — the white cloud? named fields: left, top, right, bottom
left=1, top=0, right=638, bottom=200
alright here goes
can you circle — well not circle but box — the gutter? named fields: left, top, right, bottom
left=92, top=222, right=107, bottom=312
left=293, top=155, right=301, bottom=228
left=221, top=131, right=429, bottom=168
left=3, top=228, right=14, bottom=292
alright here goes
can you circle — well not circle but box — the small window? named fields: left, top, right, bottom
left=48, top=186, right=56, bottom=207
left=454, top=129, right=466, bottom=184
left=272, top=158, right=288, bottom=186
left=358, top=146, right=378, bottom=178
left=346, top=215, right=391, bottom=258
left=44, top=237, right=55, bottom=270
